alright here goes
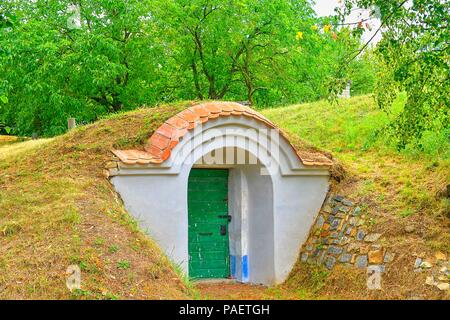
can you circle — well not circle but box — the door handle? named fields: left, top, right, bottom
left=199, top=232, right=213, bottom=236
left=220, top=225, right=227, bottom=236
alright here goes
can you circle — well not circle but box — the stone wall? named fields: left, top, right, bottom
left=299, top=194, right=394, bottom=271
left=299, top=193, right=449, bottom=294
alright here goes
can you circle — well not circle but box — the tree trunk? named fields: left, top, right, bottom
left=191, top=58, right=204, bottom=100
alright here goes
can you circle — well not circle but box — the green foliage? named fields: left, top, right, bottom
left=348, top=50, right=378, bottom=95
left=341, top=0, right=449, bottom=149
left=108, top=245, right=119, bottom=254
left=152, top=0, right=370, bottom=106
left=0, top=0, right=162, bottom=136
left=117, top=260, right=131, bottom=270
left=0, top=0, right=376, bottom=136
left=263, top=94, right=448, bottom=159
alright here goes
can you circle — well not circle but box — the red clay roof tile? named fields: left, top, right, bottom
left=147, top=144, right=165, bottom=158
left=203, top=103, right=222, bottom=114
left=242, top=106, right=257, bottom=117
left=178, top=109, right=200, bottom=128
left=191, top=105, right=210, bottom=118
left=112, top=101, right=333, bottom=168
left=149, top=133, right=171, bottom=150
left=208, top=112, right=220, bottom=119
left=232, top=103, right=246, bottom=112
left=112, top=150, right=134, bottom=161
left=111, top=150, right=156, bottom=165
left=155, top=123, right=177, bottom=139
left=222, top=103, right=234, bottom=113
left=169, top=138, right=179, bottom=149
left=166, top=116, right=189, bottom=130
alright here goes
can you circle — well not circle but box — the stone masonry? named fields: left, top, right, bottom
left=299, top=194, right=392, bottom=271
left=300, top=194, right=450, bottom=293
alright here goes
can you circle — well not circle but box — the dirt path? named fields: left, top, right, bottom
left=194, top=281, right=300, bottom=300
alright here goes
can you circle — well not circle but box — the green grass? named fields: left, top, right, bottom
left=263, top=93, right=448, bottom=159
left=0, top=137, right=53, bottom=161
left=0, top=102, right=192, bottom=300
left=262, top=94, right=449, bottom=299
left=108, top=245, right=119, bottom=253
left=0, top=96, right=447, bottom=300
left=263, top=94, right=449, bottom=222
left=117, top=260, right=131, bottom=270
left=263, top=95, right=388, bottom=154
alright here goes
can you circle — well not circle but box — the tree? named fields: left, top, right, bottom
left=0, top=0, right=377, bottom=135
left=0, top=10, right=15, bottom=134
left=0, top=0, right=161, bottom=136
left=339, top=0, right=449, bottom=148
left=151, top=0, right=316, bottom=103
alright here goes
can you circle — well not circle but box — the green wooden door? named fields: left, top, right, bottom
left=188, top=169, right=230, bottom=279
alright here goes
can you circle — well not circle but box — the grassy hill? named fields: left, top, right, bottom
left=0, top=103, right=194, bottom=299
left=263, top=94, right=448, bottom=230
left=262, top=94, right=449, bottom=299
left=0, top=95, right=448, bottom=299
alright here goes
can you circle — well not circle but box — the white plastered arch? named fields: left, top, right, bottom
left=116, top=117, right=329, bottom=177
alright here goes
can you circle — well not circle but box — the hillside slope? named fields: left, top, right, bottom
left=0, top=96, right=448, bottom=300
left=0, top=103, right=194, bottom=299
left=194, top=95, right=449, bottom=300
left=262, top=95, right=449, bottom=300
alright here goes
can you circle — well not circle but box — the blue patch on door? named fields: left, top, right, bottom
left=230, top=255, right=236, bottom=278
left=242, top=255, right=249, bottom=282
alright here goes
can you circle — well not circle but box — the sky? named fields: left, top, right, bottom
left=313, top=0, right=382, bottom=45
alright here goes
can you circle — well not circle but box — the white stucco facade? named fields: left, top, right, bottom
left=110, top=116, right=330, bottom=285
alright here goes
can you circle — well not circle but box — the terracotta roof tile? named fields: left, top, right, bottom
left=166, top=116, right=189, bottom=130
left=111, top=150, right=156, bottom=165
left=149, top=132, right=171, bottom=150
left=169, top=138, right=179, bottom=149
left=218, top=103, right=233, bottom=116
left=203, top=102, right=222, bottom=114
left=204, top=103, right=222, bottom=119
left=232, top=103, right=246, bottom=112
left=191, top=105, right=210, bottom=119
left=112, top=101, right=333, bottom=168
left=242, top=106, right=257, bottom=117
left=177, top=109, right=200, bottom=129
left=208, top=112, right=220, bottom=119
left=146, top=144, right=171, bottom=162
left=298, top=153, right=334, bottom=167
left=221, top=103, right=234, bottom=113
left=155, top=123, right=177, bottom=139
